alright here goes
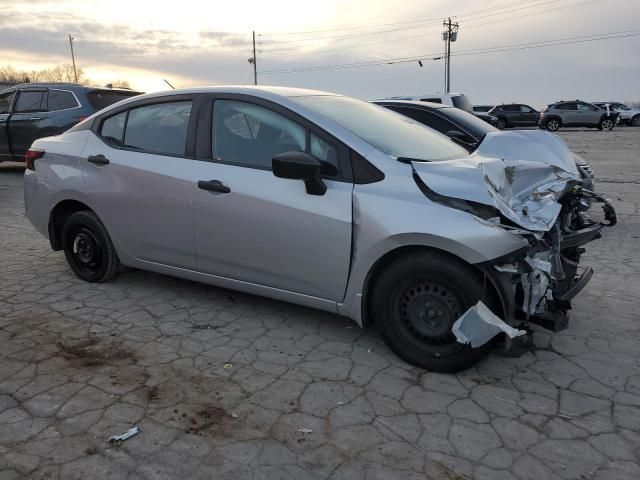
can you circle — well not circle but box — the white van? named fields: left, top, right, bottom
left=381, top=93, right=474, bottom=113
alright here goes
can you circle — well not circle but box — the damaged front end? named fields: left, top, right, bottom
left=412, top=130, right=616, bottom=344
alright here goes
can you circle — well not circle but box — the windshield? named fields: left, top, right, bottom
left=451, top=94, right=474, bottom=113
left=293, top=96, right=468, bottom=162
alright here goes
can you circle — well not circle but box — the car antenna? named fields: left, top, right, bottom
left=163, top=79, right=175, bottom=90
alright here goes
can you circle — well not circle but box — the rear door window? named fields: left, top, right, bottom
left=124, top=101, right=192, bottom=156
left=15, top=90, right=47, bottom=112
left=47, top=90, right=79, bottom=111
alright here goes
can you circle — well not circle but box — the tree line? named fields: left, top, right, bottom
left=0, top=64, right=130, bottom=88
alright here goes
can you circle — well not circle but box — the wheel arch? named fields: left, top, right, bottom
left=359, top=245, right=507, bottom=329
left=48, top=199, right=96, bottom=250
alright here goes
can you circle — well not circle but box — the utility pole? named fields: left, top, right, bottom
left=248, top=31, right=258, bottom=85
left=68, top=35, right=78, bottom=83
left=442, top=18, right=459, bottom=93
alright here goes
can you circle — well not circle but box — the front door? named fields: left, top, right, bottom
left=576, top=102, right=601, bottom=125
left=7, top=89, right=48, bottom=156
left=80, top=98, right=197, bottom=268
left=192, top=98, right=353, bottom=301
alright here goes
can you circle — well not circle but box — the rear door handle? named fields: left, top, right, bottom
left=87, top=154, right=109, bottom=165
left=197, top=179, right=230, bottom=193
left=30, top=117, right=42, bottom=121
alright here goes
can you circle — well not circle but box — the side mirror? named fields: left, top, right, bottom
left=272, top=151, right=327, bottom=196
left=445, top=130, right=467, bottom=140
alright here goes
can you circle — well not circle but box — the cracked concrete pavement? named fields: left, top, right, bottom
left=1, top=128, right=639, bottom=479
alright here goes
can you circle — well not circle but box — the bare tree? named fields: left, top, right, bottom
left=110, top=79, right=131, bottom=89
left=0, top=66, right=30, bottom=83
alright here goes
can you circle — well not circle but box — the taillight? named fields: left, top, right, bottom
left=77, top=115, right=88, bottom=123
left=25, top=149, right=45, bottom=171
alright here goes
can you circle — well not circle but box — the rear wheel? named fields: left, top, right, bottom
left=631, top=115, right=640, bottom=127
left=372, top=251, right=494, bottom=372
left=599, top=118, right=615, bottom=131
left=545, top=118, right=561, bottom=131
left=61, top=211, right=120, bottom=283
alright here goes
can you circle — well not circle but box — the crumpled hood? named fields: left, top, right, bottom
left=412, top=130, right=582, bottom=232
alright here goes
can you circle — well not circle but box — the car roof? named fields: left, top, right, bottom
left=10, top=82, right=141, bottom=93
left=372, top=99, right=448, bottom=110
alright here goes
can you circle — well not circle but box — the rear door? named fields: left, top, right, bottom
left=557, top=102, right=578, bottom=125
left=0, top=90, right=15, bottom=157
left=81, top=95, right=197, bottom=268
left=6, top=88, right=48, bottom=155
left=191, top=96, right=353, bottom=301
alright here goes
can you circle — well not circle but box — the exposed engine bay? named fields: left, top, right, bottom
left=411, top=130, right=616, bottom=343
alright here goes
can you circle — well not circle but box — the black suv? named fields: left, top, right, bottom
left=488, top=104, right=540, bottom=129
left=1, top=83, right=142, bottom=162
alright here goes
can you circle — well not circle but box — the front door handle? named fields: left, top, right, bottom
left=87, top=154, right=109, bottom=165
left=30, top=117, right=42, bottom=121
left=197, top=179, right=230, bottom=193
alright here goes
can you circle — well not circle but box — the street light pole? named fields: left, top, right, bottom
left=68, top=35, right=78, bottom=83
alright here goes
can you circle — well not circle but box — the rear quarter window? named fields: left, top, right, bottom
left=47, top=90, right=79, bottom=111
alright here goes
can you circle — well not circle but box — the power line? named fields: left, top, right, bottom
left=259, top=0, right=602, bottom=60
left=258, top=29, right=640, bottom=75
left=259, top=0, right=568, bottom=46
left=258, top=0, right=544, bottom=37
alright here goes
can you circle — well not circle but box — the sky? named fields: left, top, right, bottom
left=1, top=0, right=639, bottom=107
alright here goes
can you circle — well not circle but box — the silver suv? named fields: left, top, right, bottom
left=23, top=87, right=616, bottom=372
left=539, top=100, right=620, bottom=131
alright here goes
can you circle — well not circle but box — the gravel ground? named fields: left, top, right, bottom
left=1, top=127, right=639, bottom=480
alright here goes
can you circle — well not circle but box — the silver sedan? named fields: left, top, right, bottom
left=23, top=87, right=615, bottom=372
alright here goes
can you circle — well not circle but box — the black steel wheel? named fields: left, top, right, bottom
left=61, top=211, right=119, bottom=282
left=372, top=251, right=495, bottom=372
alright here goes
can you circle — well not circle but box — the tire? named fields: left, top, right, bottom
left=545, top=118, right=561, bottom=131
left=372, top=251, right=494, bottom=372
left=496, top=118, right=507, bottom=130
left=631, top=115, right=640, bottom=127
left=61, top=211, right=120, bottom=283
left=599, top=118, right=615, bottom=131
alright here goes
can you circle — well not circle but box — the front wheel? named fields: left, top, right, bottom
left=631, top=115, right=640, bottom=127
left=599, top=118, right=615, bottom=131
left=372, top=251, right=494, bottom=372
left=496, top=118, right=507, bottom=130
left=61, top=211, right=120, bottom=282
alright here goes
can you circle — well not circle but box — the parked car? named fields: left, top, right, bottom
left=24, top=86, right=615, bottom=372
left=471, top=105, right=499, bottom=126
left=593, top=102, right=640, bottom=126
left=539, top=100, right=619, bottom=131
left=375, top=99, right=595, bottom=189
left=0, top=83, right=142, bottom=162
left=488, top=104, right=540, bottom=129
left=379, top=92, right=474, bottom=113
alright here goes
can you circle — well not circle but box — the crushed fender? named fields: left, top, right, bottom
left=452, top=301, right=526, bottom=348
